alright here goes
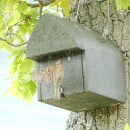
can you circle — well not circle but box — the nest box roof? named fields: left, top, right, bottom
left=26, top=13, right=119, bottom=61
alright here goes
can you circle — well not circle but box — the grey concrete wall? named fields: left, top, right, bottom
left=66, top=0, right=130, bottom=129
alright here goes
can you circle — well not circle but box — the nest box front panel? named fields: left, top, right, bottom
left=36, top=52, right=84, bottom=101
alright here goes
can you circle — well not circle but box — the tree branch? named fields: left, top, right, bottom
left=0, top=38, right=27, bottom=47
left=41, top=0, right=56, bottom=6
left=28, top=3, right=40, bottom=8
left=18, top=1, right=40, bottom=8
left=19, top=0, right=55, bottom=8
left=35, top=0, right=56, bottom=6
left=6, top=19, right=25, bottom=38
left=39, top=4, right=43, bottom=20
left=37, top=0, right=55, bottom=20
left=9, top=20, right=24, bottom=29
left=37, top=0, right=44, bottom=5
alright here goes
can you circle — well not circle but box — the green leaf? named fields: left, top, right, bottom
left=0, top=0, right=7, bottom=10
left=22, top=80, right=36, bottom=103
left=20, top=74, right=32, bottom=83
left=17, top=1, right=28, bottom=13
left=13, top=33, right=26, bottom=43
left=124, top=123, right=130, bottom=130
left=115, top=0, right=130, bottom=10
left=7, top=46, right=25, bottom=59
left=9, top=54, right=21, bottom=77
left=19, top=57, right=35, bottom=73
left=0, top=0, right=38, bottom=103
left=0, top=41, right=5, bottom=50
left=7, top=0, right=20, bottom=9
left=0, top=28, right=6, bottom=38
left=10, top=79, right=20, bottom=96
left=19, top=24, right=27, bottom=35
left=60, top=0, right=71, bottom=17
left=28, top=81, right=36, bottom=95
left=23, top=86, right=33, bottom=103
left=2, top=87, right=12, bottom=96
left=9, top=61, right=19, bottom=77
left=0, top=41, right=12, bottom=51
left=51, top=0, right=71, bottom=18
left=0, top=9, right=3, bottom=27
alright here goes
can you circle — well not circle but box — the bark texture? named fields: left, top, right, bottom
left=66, top=0, right=130, bottom=130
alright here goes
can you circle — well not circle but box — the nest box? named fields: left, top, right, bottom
left=26, top=14, right=125, bottom=112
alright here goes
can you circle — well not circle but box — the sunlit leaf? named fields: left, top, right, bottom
left=23, top=86, right=33, bottom=103
left=19, top=24, right=27, bottom=35
left=17, top=1, right=28, bottom=13
left=2, top=87, right=12, bottom=96
left=19, top=57, right=35, bottom=73
left=20, top=74, right=32, bottom=83
left=51, top=0, right=71, bottom=17
left=7, top=0, right=20, bottom=9
left=0, top=0, right=7, bottom=10
left=115, top=0, right=130, bottom=10
left=0, top=41, right=12, bottom=51
left=124, top=123, right=130, bottom=130
left=9, top=54, right=21, bottom=77
left=0, top=9, right=3, bottom=28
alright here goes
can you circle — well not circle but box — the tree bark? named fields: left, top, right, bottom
left=66, top=0, right=130, bottom=130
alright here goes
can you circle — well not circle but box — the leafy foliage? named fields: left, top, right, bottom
left=0, top=0, right=129, bottom=103
left=110, top=0, right=130, bottom=10
left=0, top=0, right=63, bottom=103
left=124, top=123, right=130, bottom=130
left=3, top=45, right=36, bottom=103
left=51, top=0, right=71, bottom=17
left=0, top=0, right=39, bottom=102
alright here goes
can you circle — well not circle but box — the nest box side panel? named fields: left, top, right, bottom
left=84, top=41, right=126, bottom=102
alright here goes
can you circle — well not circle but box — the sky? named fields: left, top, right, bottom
left=0, top=50, right=70, bottom=130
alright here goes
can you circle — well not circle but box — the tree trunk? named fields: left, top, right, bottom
left=66, top=0, right=130, bottom=130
